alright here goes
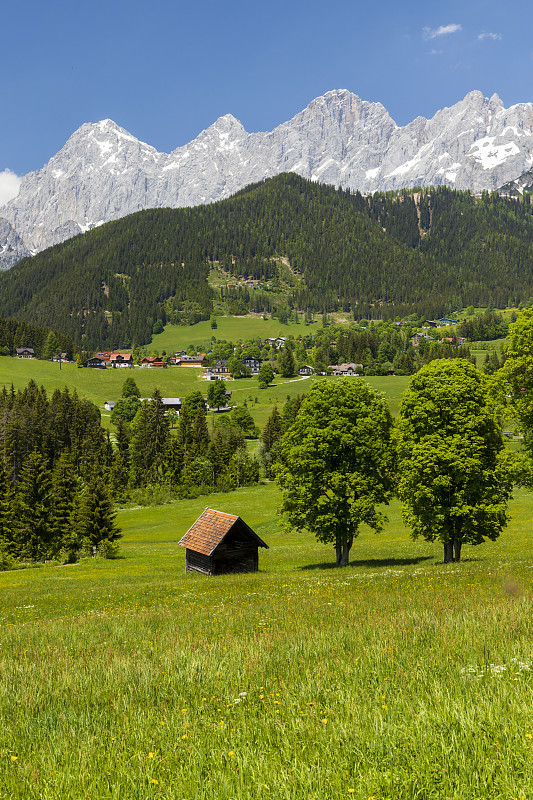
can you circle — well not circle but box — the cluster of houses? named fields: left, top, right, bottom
left=87, top=351, right=211, bottom=369
left=411, top=333, right=467, bottom=347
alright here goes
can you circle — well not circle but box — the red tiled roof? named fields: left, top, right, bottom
left=178, top=508, right=267, bottom=556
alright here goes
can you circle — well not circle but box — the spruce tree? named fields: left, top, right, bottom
left=78, top=477, right=121, bottom=557
left=0, top=460, right=15, bottom=564
left=51, top=452, right=81, bottom=561
left=14, top=451, right=54, bottom=562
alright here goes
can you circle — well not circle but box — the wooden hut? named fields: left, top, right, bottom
left=179, top=508, right=268, bottom=575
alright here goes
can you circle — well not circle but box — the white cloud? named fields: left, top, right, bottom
left=478, top=31, right=502, bottom=40
left=0, top=169, right=21, bottom=206
left=423, top=23, right=462, bottom=40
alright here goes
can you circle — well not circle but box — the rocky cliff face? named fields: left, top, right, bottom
left=498, top=167, right=533, bottom=195
left=2, top=89, right=533, bottom=268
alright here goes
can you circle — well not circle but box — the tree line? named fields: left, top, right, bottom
left=0, top=382, right=120, bottom=567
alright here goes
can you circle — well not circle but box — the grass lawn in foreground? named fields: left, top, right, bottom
left=1, top=480, right=533, bottom=799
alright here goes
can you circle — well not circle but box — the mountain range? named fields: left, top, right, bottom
left=1, top=88, right=533, bottom=269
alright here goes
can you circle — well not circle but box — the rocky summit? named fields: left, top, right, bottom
left=2, top=89, right=533, bottom=269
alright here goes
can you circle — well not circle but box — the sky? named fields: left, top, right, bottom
left=1, top=0, right=532, bottom=203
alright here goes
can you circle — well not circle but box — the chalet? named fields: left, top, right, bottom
left=179, top=508, right=268, bottom=575
left=109, top=353, right=133, bottom=367
left=175, top=354, right=207, bottom=367
left=208, top=359, right=230, bottom=374
left=140, top=356, right=166, bottom=368
left=299, top=365, right=314, bottom=375
left=329, top=363, right=363, bottom=376
left=15, top=347, right=34, bottom=359
left=87, top=356, right=106, bottom=368
left=242, top=357, right=261, bottom=374
left=104, top=401, right=117, bottom=411
left=423, top=320, right=440, bottom=329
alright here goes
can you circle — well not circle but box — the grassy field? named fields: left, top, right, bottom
left=152, top=316, right=318, bottom=352
left=0, top=357, right=411, bottom=434
left=2, top=479, right=533, bottom=799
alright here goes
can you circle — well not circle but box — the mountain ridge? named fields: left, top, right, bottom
left=2, top=88, right=533, bottom=268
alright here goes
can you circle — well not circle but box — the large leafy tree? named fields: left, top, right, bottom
left=497, top=308, right=533, bottom=457
left=275, top=379, right=394, bottom=567
left=257, top=361, right=274, bottom=389
left=207, top=378, right=227, bottom=411
left=396, top=359, right=512, bottom=563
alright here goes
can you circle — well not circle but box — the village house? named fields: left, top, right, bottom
left=87, top=356, right=106, bottom=368
left=203, top=360, right=232, bottom=380
left=440, top=317, right=460, bottom=326
left=179, top=508, right=268, bottom=575
left=411, top=333, right=434, bottom=347
left=242, top=357, right=261, bottom=374
left=15, top=347, right=35, bottom=359
left=140, top=356, right=166, bottom=368
left=51, top=353, right=69, bottom=363
left=109, top=353, right=133, bottom=367
left=329, top=363, right=363, bottom=376
left=299, top=365, right=314, bottom=375
left=175, top=354, right=207, bottom=367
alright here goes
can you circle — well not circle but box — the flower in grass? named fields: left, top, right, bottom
left=150, top=779, right=159, bottom=785
left=322, top=718, right=328, bottom=724
left=11, top=756, right=17, bottom=762
left=228, top=751, right=235, bottom=757
left=148, top=752, right=154, bottom=759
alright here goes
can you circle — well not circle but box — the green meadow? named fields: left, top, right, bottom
left=0, top=356, right=411, bottom=431
left=2, top=479, right=533, bottom=799
left=1, top=338, right=530, bottom=799
left=152, top=315, right=315, bottom=352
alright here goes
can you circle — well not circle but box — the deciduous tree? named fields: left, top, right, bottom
left=275, top=379, right=394, bottom=566
left=396, top=359, right=512, bottom=563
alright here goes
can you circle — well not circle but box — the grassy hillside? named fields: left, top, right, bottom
left=2, top=481, right=533, bottom=798
left=0, top=357, right=411, bottom=434
left=152, top=314, right=317, bottom=351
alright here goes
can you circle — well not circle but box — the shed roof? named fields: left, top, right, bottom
left=178, top=508, right=268, bottom=557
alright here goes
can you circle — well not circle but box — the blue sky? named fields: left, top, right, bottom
left=1, top=0, right=531, bottom=199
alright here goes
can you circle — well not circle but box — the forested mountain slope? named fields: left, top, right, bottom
left=1, top=174, right=533, bottom=349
